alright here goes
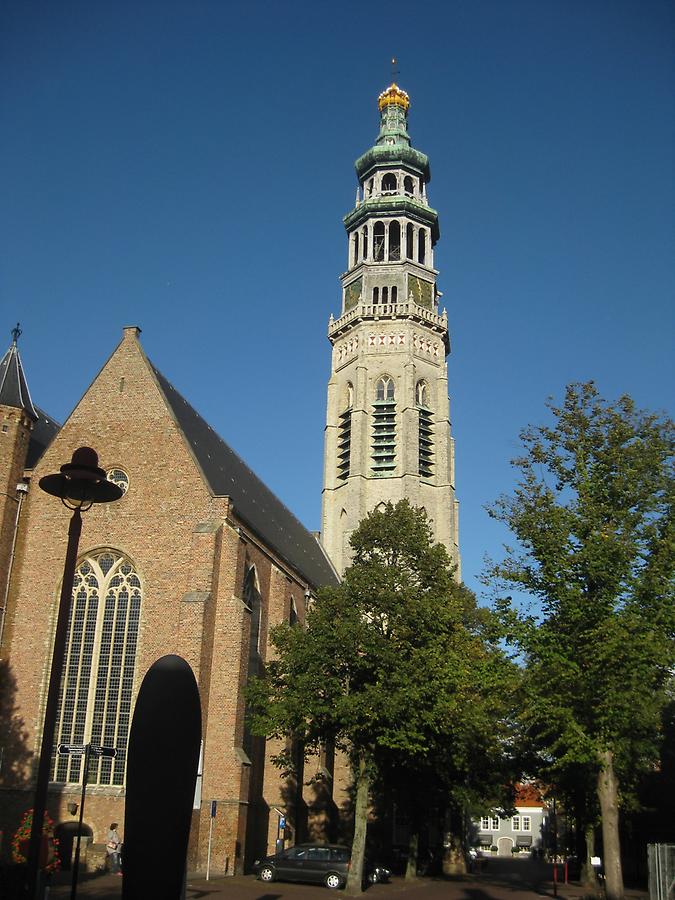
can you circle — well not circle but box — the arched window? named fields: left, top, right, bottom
left=362, top=226, right=368, bottom=260
left=382, top=287, right=389, bottom=304
left=389, top=221, right=401, bottom=260
left=404, top=175, right=414, bottom=196
left=391, top=286, right=398, bottom=302
left=353, top=230, right=360, bottom=265
left=372, top=286, right=379, bottom=304
left=52, top=550, right=142, bottom=786
left=375, top=375, right=395, bottom=402
left=406, top=224, right=414, bottom=260
left=418, top=229, right=426, bottom=265
left=381, top=173, right=397, bottom=194
left=373, top=222, right=385, bottom=261
left=373, top=376, right=396, bottom=475
left=416, top=380, right=429, bottom=408
left=346, top=382, right=354, bottom=409
left=367, top=178, right=374, bottom=198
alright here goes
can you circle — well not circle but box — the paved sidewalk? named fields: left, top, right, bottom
left=47, top=858, right=649, bottom=900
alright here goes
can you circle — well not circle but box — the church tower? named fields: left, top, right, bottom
left=321, top=84, right=460, bottom=576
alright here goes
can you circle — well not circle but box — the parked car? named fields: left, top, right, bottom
left=254, top=842, right=390, bottom=890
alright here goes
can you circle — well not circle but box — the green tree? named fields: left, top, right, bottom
left=248, top=500, right=512, bottom=894
left=488, top=382, right=674, bottom=900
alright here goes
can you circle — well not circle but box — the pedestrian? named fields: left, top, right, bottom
left=106, top=823, right=121, bottom=875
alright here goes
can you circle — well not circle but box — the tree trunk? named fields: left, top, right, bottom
left=581, top=823, right=598, bottom=887
left=346, top=751, right=369, bottom=895
left=405, top=830, right=418, bottom=880
left=596, top=748, right=624, bottom=900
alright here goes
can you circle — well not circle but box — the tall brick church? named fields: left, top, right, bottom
left=0, top=83, right=459, bottom=874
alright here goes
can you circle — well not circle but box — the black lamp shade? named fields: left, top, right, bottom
left=39, top=447, right=124, bottom=506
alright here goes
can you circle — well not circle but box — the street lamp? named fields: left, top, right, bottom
left=26, top=448, right=123, bottom=900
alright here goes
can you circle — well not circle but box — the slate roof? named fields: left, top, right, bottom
left=0, top=339, right=38, bottom=421
left=151, top=363, right=339, bottom=591
left=26, top=408, right=61, bottom=469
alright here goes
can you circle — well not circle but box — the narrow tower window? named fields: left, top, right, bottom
left=417, top=380, right=434, bottom=479
left=353, top=231, right=360, bottom=265
left=389, top=221, right=401, bottom=261
left=404, top=175, right=414, bottom=196
left=406, top=224, right=414, bottom=260
left=337, top=383, right=353, bottom=481
left=391, top=286, right=398, bottom=302
left=372, top=287, right=379, bottom=304
left=372, top=376, right=396, bottom=476
left=373, top=222, right=385, bottom=261
left=418, top=229, right=426, bottom=265
left=381, top=173, right=397, bottom=194
left=51, top=551, right=142, bottom=787
left=382, top=287, right=389, bottom=304
left=362, top=226, right=368, bottom=259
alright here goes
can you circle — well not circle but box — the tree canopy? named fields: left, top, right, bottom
left=489, top=382, right=674, bottom=900
left=248, top=500, right=515, bottom=893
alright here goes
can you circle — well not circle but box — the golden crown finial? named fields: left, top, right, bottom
left=378, top=83, right=410, bottom=112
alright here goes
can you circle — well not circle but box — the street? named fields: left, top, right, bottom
left=45, top=857, right=649, bottom=900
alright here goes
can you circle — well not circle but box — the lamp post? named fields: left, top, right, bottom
left=26, top=448, right=123, bottom=900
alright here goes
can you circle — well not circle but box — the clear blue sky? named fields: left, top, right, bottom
left=2, top=0, right=673, bottom=602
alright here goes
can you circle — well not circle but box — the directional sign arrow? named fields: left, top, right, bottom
left=90, top=745, right=117, bottom=758
left=58, top=744, right=86, bottom=756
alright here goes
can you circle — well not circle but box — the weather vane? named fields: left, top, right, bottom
left=391, top=57, right=399, bottom=81
left=11, top=322, right=21, bottom=344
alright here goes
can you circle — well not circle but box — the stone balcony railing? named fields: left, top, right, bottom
left=328, top=301, right=448, bottom=341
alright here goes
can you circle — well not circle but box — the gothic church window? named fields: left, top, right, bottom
left=372, top=287, right=379, bottom=304
left=362, top=226, right=368, bottom=259
left=51, top=550, right=141, bottom=787
left=406, top=223, right=414, bottom=260
left=404, top=175, right=414, bottom=196
left=372, top=376, right=396, bottom=476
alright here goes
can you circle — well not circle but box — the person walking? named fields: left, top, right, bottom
left=106, top=823, right=121, bottom=875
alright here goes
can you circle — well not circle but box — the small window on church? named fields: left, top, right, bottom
left=416, top=380, right=429, bottom=408
left=362, top=226, right=368, bottom=259
left=107, top=468, right=129, bottom=495
left=404, top=175, right=414, bottom=195
left=373, top=287, right=379, bottom=304
left=406, top=223, right=414, bottom=260
left=391, top=286, right=398, bottom=302
left=382, top=287, right=389, bottom=304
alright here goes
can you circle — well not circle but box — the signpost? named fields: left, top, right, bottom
left=58, top=743, right=117, bottom=900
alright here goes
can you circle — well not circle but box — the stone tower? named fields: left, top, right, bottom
left=321, top=84, right=460, bottom=576
left=0, top=326, right=36, bottom=650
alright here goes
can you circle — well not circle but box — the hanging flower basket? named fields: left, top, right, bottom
left=11, top=809, right=61, bottom=873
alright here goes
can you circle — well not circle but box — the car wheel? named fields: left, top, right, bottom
left=325, top=872, right=344, bottom=889
left=258, top=865, right=276, bottom=883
